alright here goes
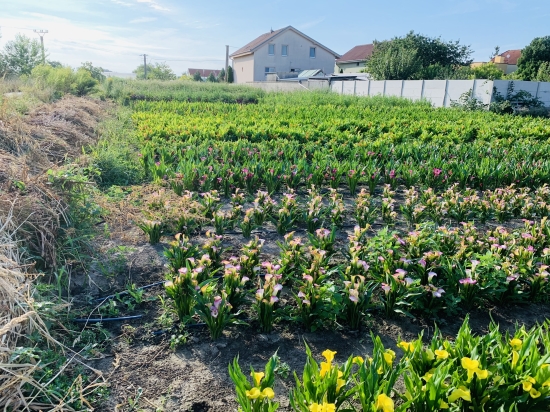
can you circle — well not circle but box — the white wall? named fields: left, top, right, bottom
left=251, top=29, right=337, bottom=82
left=329, top=79, right=550, bottom=108
left=233, top=54, right=255, bottom=84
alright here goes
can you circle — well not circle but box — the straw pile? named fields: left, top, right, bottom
left=0, top=95, right=109, bottom=410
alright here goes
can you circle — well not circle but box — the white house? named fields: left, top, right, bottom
left=230, top=26, right=340, bottom=84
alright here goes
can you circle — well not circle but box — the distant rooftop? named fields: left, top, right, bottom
left=491, top=49, right=522, bottom=65
left=188, top=68, right=222, bottom=78
left=336, top=44, right=374, bottom=63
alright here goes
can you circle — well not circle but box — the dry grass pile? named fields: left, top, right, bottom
left=0, top=94, right=109, bottom=410
left=0, top=95, right=107, bottom=267
left=0, top=211, right=106, bottom=410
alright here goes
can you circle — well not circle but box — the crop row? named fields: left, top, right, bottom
left=156, top=209, right=550, bottom=338
left=132, top=94, right=550, bottom=192
left=229, top=320, right=550, bottom=411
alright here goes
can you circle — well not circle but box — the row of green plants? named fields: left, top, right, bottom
left=229, top=319, right=550, bottom=411
left=139, top=184, right=550, bottom=244
left=159, top=211, right=550, bottom=338
left=104, top=78, right=265, bottom=105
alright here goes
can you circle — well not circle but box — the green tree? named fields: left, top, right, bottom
left=79, top=61, right=106, bottom=82
left=366, top=31, right=473, bottom=80
left=133, top=62, right=176, bottom=80
left=536, top=61, right=550, bottom=82
left=516, top=36, right=550, bottom=81
left=218, top=67, right=226, bottom=82
left=227, top=66, right=234, bottom=83
left=207, top=72, right=217, bottom=82
left=366, top=41, right=420, bottom=80
left=193, top=70, right=203, bottom=81
left=471, top=62, right=503, bottom=80
left=1, top=33, right=43, bottom=76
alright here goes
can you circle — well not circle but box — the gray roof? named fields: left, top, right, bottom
left=230, top=26, right=340, bottom=59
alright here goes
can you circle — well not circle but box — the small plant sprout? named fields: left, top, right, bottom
left=137, top=220, right=163, bottom=244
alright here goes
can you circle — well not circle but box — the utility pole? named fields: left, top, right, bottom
left=140, top=54, right=148, bottom=79
left=33, top=29, right=48, bottom=65
left=225, top=45, right=229, bottom=82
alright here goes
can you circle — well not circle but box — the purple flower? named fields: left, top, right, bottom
left=210, top=306, right=219, bottom=318
left=303, top=275, right=313, bottom=282
left=459, top=278, right=477, bottom=285
left=381, top=283, right=391, bottom=294
left=428, top=272, right=437, bottom=282
left=273, top=284, right=283, bottom=293
left=302, top=299, right=311, bottom=305
left=404, top=277, right=414, bottom=286
left=270, top=296, right=279, bottom=304
left=178, top=267, right=188, bottom=274
left=298, top=291, right=306, bottom=298
left=213, top=296, right=222, bottom=309
left=432, top=288, right=445, bottom=298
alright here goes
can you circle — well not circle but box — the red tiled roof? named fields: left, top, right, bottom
left=336, top=44, right=374, bottom=63
left=230, top=27, right=287, bottom=58
left=490, top=49, right=522, bottom=65
left=188, top=68, right=222, bottom=78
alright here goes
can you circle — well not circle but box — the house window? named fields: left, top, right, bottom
left=265, top=67, right=275, bottom=73
left=268, top=44, right=275, bottom=55
left=310, top=47, right=316, bottom=58
left=356, top=62, right=360, bottom=66
left=282, top=45, right=288, bottom=56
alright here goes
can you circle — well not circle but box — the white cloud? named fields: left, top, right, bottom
left=136, top=0, right=169, bottom=11
left=110, top=0, right=133, bottom=6
left=297, top=17, right=326, bottom=30
left=129, top=17, right=158, bottom=23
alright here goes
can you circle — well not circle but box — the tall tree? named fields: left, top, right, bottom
left=79, top=61, right=105, bottom=81
left=133, top=62, right=176, bottom=80
left=1, top=33, right=43, bottom=76
left=193, top=71, right=203, bottom=81
left=516, top=36, right=550, bottom=81
left=207, top=72, right=217, bottom=82
left=366, top=31, right=473, bottom=80
left=218, top=67, right=226, bottom=82
left=366, top=42, right=420, bottom=80
left=227, top=66, right=234, bottom=83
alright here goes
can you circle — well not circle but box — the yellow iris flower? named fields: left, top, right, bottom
left=511, top=351, right=519, bottom=369
left=509, top=338, right=522, bottom=351
left=461, top=357, right=489, bottom=382
left=336, top=378, right=346, bottom=394
left=397, top=341, right=414, bottom=352
left=439, top=400, right=449, bottom=409
left=320, top=361, right=331, bottom=377
left=353, top=356, right=364, bottom=365
left=425, top=349, right=435, bottom=361
left=530, top=388, right=542, bottom=399
left=252, top=371, right=265, bottom=387
left=375, top=393, right=394, bottom=412
left=435, top=349, right=449, bottom=360
left=261, top=387, right=275, bottom=399
left=522, top=377, right=536, bottom=392
left=246, top=387, right=261, bottom=399
left=309, top=402, right=336, bottom=412
left=383, top=349, right=396, bottom=366
left=448, top=386, right=471, bottom=402
left=322, top=349, right=337, bottom=363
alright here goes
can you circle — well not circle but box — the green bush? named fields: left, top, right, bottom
left=28, top=64, right=98, bottom=99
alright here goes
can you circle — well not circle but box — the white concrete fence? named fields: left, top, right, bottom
left=330, top=79, right=550, bottom=108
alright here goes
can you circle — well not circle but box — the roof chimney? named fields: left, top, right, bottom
left=270, top=27, right=273, bottom=33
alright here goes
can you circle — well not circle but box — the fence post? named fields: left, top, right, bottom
left=535, top=81, right=541, bottom=99
left=383, top=80, right=387, bottom=96
left=367, top=80, right=371, bottom=96
left=443, top=80, right=449, bottom=107
left=341, top=81, right=344, bottom=94
left=420, top=80, right=426, bottom=100
left=353, top=80, right=357, bottom=96
left=400, top=80, right=404, bottom=97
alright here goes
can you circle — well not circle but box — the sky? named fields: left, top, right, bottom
left=0, top=0, right=548, bottom=75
